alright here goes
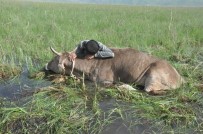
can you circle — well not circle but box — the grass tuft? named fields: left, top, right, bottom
left=0, top=64, right=21, bottom=81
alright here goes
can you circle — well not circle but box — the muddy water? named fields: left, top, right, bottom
left=1, top=68, right=201, bottom=133
left=99, top=99, right=133, bottom=134
left=0, top=68, right=51, bottom=100
left=0, top=68, right=150, bottom=133
left=99, top=99, right=153, bottom=134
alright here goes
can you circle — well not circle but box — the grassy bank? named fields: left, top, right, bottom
left=0, top=0, right=202, bottom=66
left=0, top=0, right=203, bottom=133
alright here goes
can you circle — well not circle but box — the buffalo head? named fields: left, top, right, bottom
left=45, top=47, right=72, bottom=75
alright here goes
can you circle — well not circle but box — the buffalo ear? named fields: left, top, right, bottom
left=50, top=47, right=62, bottom=56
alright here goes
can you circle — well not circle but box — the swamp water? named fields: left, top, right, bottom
left=0, top=68, right=152, bottom=133
left=0, top=68, right=51, bottom=100
left=0, top=68, right=202, bottom=133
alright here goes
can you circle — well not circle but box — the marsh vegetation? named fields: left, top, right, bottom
left=0, top=0, right=203, bottom=133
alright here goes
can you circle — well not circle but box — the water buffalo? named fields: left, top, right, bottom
left=45, top=47, right=184, bottom=93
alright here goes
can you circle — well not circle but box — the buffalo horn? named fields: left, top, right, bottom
left=50, top=46, right=62, bottom=56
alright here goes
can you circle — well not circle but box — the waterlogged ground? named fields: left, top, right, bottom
left=0, top=64, right=203, bottom=133
left=0, top=68, right=51, bottom=101
left=0, top=1, right=203, bottom=133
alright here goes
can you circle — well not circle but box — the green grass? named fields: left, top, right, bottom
left=0, top=0, right=203, bottom=133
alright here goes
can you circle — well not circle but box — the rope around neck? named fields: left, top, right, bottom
left=70, top=59, right=76, bottom=78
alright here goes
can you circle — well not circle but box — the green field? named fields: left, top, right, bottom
left=0, top=0, right=203, bottom=133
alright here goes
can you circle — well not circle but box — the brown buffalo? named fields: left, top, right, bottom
left=45, top=47, right=184, bottom=93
